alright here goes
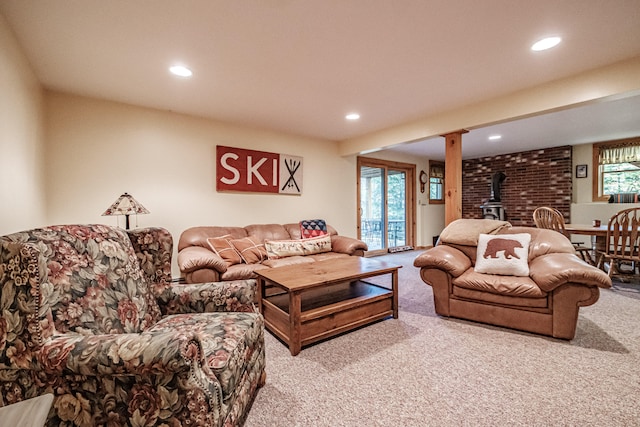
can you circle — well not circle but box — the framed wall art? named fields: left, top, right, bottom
left=575, top=164, right=587, bottom=178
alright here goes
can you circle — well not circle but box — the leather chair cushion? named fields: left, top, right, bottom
left=453, top=269, right=547, bottom=298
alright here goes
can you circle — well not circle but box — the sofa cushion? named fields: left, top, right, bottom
left=231, top=235, right=268, bottom=264
left=475, top=233, right=531, bottom=276
left=207, top=236, right=242, bottom=266
left=265, top=235, right=332, bottom=259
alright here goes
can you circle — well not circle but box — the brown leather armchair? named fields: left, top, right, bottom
left=413, top=219, right=612, bottom=339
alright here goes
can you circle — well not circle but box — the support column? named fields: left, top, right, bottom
left=442, top=130, right=468, bottom=226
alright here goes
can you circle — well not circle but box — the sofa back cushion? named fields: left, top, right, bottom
left=3, top=225, right=162, bottom=335
left=501, top=226, right=575, bottom=261
left=441, top=225, right=576, bottom=265
left=245, top=224, right=292, bottom=242
left=177, top=226, right=249, bottom=251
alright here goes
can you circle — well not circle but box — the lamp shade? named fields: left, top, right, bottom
left=102, top=193, right=149, bottom=216
left=102, top=193, right=149, bottom=229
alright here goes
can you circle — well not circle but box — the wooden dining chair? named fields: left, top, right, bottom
left=532, top=207, right=595, bottom=265
left=597, top=207, right=640, bottom=277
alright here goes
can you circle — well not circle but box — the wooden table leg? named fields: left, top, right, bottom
left=289, top=291, right=302, bottom=356
left=392, top=268, right=398, bottom=318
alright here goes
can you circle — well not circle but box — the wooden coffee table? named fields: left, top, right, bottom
left=255, top=256, right=400, bottom=355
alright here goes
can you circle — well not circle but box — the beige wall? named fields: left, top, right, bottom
left=0, top=14, right=46, bottom=234
left=44, top=92, right=363, bottom=275
left=571, top=142, right=640, bottom=243
left=1, top=8, right=432, bottom=278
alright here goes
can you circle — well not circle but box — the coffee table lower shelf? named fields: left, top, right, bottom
left=262, top=280, right=394, bottom=355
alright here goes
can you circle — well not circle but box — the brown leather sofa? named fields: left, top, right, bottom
left=413, top=219, right=612, bottom=339
left=178, top=223, right=368, bottom=283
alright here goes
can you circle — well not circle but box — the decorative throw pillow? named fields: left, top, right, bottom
left=206, top=236, right=242, bottom=266
left=230, top=235, right=268, bottom=264
left=299, top=219, right=328, bottom=239
left=474, top=233, right=531, bottom=276
left=265, top=234, right=332, bottom=259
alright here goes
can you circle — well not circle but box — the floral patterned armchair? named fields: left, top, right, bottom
left=0, top=224, right=265, bottom=426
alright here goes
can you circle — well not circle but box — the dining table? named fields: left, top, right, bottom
left=565, top=221, right=640, bottom=274
left=563, top=223, right=608, bottom=254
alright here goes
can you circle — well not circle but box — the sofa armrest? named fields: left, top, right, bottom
left=330, top=235, right=368, bottom=255
left=160, top=280, right=257, bottom=315
left=529, top=253, right=612, bottom=292
left=178, top=246, right=227, bottom=274
left=413, top=245, right=471, bottom=278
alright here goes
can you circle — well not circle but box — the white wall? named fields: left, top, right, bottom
left=0, top=14, right=46, bottom=234
left=44, top=92, right=359, bottom=276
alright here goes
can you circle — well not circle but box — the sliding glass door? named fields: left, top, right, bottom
left=357, top=157, right=415, bottom=255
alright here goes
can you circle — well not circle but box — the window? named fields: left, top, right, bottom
left=592, top=138, right=640, bottom=202
left=429, top=161, right=444, bottom=204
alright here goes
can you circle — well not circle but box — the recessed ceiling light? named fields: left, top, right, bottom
left=169, top=65, right=193, bottom=77
left=488, top=135, right=502, bottom=141
left=345, top=113, right=360, bottom=120
left=531, top=36, right=561, bottom=51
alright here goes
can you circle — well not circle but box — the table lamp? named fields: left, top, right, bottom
left=101, top=192, right=149, bottom=230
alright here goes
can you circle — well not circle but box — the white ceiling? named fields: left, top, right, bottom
left=392, top=93, right=640, bottom=160
left=2, top=0, right=640, bottom=160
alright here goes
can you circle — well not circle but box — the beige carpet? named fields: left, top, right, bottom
left=244, top=251, right=640, bottom=426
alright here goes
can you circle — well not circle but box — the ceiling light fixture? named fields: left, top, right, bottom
left=488, top=135, right=502, bottom=141
left=169, top=65, right=193, bottom=77
left=531, top=36, right=561, bottom=51
left=345, top=113, right=360, bottom=120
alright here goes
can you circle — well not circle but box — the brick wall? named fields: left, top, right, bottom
left=462, top=146, right=572, bottom=226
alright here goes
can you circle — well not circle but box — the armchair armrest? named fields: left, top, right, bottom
left=39, top=330, right=211, bottom=377
left=330, top=235, right=368, bottom=255
left=178, top=247, right=227, bottom=274
left=413, top=245, right=472, bottom=278
left=529, top=253, right=612, bottom=292
left=159, top=280, right=257, bottom=315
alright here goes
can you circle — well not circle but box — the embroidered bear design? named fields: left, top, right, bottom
left=483, top=238, right=523, bottom=259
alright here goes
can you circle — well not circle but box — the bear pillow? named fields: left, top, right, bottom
left=475, top=233, right=531, bottom=277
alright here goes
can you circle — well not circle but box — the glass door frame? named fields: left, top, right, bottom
left=357, top=156, right=416, bottom=256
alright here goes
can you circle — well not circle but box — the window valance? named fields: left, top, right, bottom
left=598, top=141, right=640, bottom=165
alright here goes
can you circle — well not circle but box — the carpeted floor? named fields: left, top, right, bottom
left=244, top=251, right=640, bottom=427
left=611, top=275, right=640, bottom=300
